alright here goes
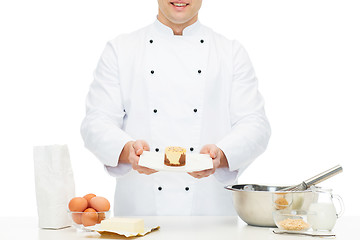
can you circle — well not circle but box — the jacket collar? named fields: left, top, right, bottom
left=153, top=17, right=202, bottom=36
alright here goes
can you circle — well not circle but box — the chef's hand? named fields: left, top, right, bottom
left=188, top=144, right=228, bottom=179
left=119, top=140, right=158, bottom=175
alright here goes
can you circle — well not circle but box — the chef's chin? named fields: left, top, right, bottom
left=158, top=0, right=202, bottom=25
left=166, top=12, right=198, bottom=25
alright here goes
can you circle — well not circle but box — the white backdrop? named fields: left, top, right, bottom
left=1, top=0, right=359, bottom=217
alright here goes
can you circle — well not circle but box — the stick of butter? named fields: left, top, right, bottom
left=100, top=217, right=144, bottom=233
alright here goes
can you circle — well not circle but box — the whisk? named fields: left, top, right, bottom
left=281, top=165, right=343, bottom=191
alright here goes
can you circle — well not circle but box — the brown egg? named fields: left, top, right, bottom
left=81, top=208, right=98, bottom=227
left=83, top=193, right=96, bottom=206
left=68, top=197, right=88, bottom=212
left=72, top=213, right=82, bottom=224
left=89, top=196, right=110, bottom=212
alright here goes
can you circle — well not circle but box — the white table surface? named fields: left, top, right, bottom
left=1, top=216, right=356, bottom=240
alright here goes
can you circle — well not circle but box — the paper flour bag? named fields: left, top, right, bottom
left=33, top=144, right=75, bottom=229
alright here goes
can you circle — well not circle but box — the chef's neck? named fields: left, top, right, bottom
left=157, top=12, right=198, bottom=36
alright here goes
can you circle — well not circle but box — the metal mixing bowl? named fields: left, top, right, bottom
left=225, top=184, right=316, bottom=227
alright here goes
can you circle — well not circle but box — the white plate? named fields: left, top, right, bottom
left=138, top=151, right=213, bottom=172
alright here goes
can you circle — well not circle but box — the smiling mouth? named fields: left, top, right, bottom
left=171, top=2, right=189, bottom=7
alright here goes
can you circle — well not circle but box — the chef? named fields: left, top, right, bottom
left=81, top=0, right=271, bottom=216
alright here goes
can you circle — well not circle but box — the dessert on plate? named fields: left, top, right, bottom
left=164, top=146, right=186, bottom=167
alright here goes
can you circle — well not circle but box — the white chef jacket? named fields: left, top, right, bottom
left=81, top=19, right=271, bottom=216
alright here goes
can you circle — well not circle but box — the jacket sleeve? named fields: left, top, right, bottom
left=80, top=41, right=134, bottom=169
left=216, top=40, right=271, bottom=181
